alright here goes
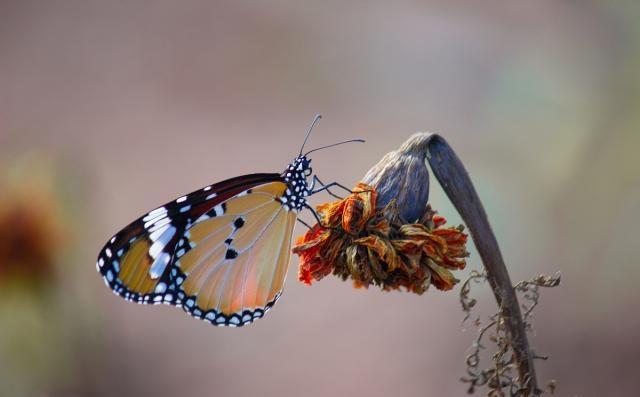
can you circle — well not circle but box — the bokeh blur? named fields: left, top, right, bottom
left=1, top=1, right=638, bottom=396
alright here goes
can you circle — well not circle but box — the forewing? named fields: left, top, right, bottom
left=96, top=173, right=281, bottom=305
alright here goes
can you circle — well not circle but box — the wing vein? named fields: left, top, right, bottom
left=262, top=211, right=291, bottom=307
left=238, top=210, right=286, bottom=312
left=184, top=198, right=277, bottom=277
left=214, top=206, right=284, bottom=312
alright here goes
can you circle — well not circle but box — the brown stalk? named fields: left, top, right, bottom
left=423, top=134, right=539, bottom=396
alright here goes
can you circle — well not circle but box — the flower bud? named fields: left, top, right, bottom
left=361, top=132, right=433, bottom=222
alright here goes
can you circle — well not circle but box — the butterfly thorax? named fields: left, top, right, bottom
left=280, top=155, right=312, bottom=212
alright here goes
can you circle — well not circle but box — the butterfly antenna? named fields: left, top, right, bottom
left=299, top=114, right=322, bottom=156
left=304, top=138, right=365, bottom=156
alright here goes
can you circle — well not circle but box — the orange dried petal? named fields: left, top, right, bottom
left=342, top=183, right=376, bottom=233
left=354, top=235, right=401, bottom=272
left=391, top=239, right=424, bottom=255
left=298, top=256, right=333, bottom=285
left=432, top=215, right=447, bottom=228
left=293, top=227, right=330, bottom=253
left=426, top=259, right=457, bottom=291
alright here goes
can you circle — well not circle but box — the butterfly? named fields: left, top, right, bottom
left=96, top=115, right=362, bottom=327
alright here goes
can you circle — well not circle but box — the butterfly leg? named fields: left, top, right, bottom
left=309, top=176, right=344, bottom=199
left=296, top=218, right=313, bottom=230
left=310, top=178, right=353, bottom=198
left=303, top=203, right=340, bottom=231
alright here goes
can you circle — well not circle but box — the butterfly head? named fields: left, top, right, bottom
left=280, top=114, right=364, bottom=212
left=281, top=155, right=312, bottom=211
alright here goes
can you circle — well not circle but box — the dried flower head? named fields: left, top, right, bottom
left=293, top=183, right=469, bottom=293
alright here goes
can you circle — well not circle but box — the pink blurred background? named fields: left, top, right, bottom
left=1, top=1, right=639, bottom=396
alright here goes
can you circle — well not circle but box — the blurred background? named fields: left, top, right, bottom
left=1, top=1, right=638, bottom=396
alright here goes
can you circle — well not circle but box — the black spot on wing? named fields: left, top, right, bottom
left=233, top=217, right=245, bottom=229
left=225, top=248, right=238, bottom=260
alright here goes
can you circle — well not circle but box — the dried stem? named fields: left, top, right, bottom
left=424, top=134, right=540, bottom=395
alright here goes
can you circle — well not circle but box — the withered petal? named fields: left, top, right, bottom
left=292, top=229, right=330, bottom=253
left=425, top=259, right=458, bottom=291
left=391, top=239, right=424, bottom=255
left=354, top=235, right=401, bottom=272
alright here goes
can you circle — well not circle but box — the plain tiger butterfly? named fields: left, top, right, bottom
left=96, top=115, right=362, bottom=327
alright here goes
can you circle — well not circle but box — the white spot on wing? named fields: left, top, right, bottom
left=147, top=217, right=171, bottom=232
left=213, top=204, right=224, bottom=216
left=149, top=241, right=165, bottom=259
left=154, top=282, right=167, bottom=293
left=195, top=214, right=210, bottom=223
left=149, top=224, right=170, bottom=242
left=148, top=206, right=166, bottom=217
left=143, top=207, right=167, bottom=222
left=149, top=253, right=170, bottom=279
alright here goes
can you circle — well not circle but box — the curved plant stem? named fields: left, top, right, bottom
left=425, top=134, right=539, bottom=396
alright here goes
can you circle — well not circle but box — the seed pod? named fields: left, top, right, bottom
left=361, top=132, right=433, bottom=222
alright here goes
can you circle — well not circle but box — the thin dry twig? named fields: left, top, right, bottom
left=459, top=271, right=561, bottom=396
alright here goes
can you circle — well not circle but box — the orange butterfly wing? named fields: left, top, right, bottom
left=97, top=174, right=300, bottom=327
left=175, top=182, right=297, bottom=326
left=99, top=153, right=317, bottom=328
